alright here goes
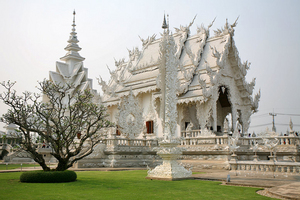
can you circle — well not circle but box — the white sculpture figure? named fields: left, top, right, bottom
left=263, top=138, right=279, bottom=161
left=232, top=123, right=241, bottom=138
left=289, top=118, right=294, bottom=133
left=223, top=118, right=229, bottom=134
left=186, top=122, right=194, bottom=132
left=226, top=136, right=240, bottom=161
left=250, top=139, right=261, bottom=161
left=147, top=15, right=192, bottom=180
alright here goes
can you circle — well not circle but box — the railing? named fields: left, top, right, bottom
left=229, top=160, right=300, bottom=174
left=181, top=130, right=202, bottom=138
left=104, top=133, right=299, bottom=148
left=238, top=136, right=300, bottom=146
left=105, top=137, right=158, bottom=147
left=180, top=136, right=228, bottom=146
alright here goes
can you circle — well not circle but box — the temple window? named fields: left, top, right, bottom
left=116, top=125, right=121, bottom=136
left=146, top=121, right=154, bottom=134
left=185, top=122, right=190, bottom=130
left=217, top=126, right=222, bottom=132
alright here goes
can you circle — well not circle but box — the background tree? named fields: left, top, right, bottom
left=0, top=80, right=111, bottom=171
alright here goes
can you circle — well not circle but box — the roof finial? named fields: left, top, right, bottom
left=72, top=10, right=76, bottom=32
left=162, top=13, right=168, bottom=30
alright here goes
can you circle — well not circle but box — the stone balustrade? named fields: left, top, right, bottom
left=180, top=136, right=228, bottom=146
left=104, top=134, right=300, bottom=148
left=105, top=137, right=158, bottom=147
left=238, top=136, right=300, bottom=146
left=180, top=131, right=300, bottom=147
left=229, top=160, right=300, bottom=176
left=181, top=130, right=202, bottom=138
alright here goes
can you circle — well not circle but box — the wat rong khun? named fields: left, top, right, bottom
left=1, top=13, right=300, bottom=180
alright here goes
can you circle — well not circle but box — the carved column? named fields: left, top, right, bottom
left=231, top=107, right=237, bottom=133
left=147, top=19, right=191, bottom=180
left=212, top=101, right=217, bottom=132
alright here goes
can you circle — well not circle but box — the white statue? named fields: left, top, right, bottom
left=289, top=118, right=293, bottom=132
left=263, top=138, right=279, bottom=160
left=186, top=122, right=194, bottom=132
left=223, top=118, right=229, bottom=133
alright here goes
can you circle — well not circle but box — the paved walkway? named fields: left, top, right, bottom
left=1, top=167, right=299, bottom=199
left=192, top=169, right=300, bottom=199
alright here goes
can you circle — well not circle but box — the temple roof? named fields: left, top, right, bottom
left=48, top=11, right=98, bottom=104
left=101, top=18, right=259, bottom=109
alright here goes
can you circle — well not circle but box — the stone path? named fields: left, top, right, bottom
left=192, top=169, right=300, bottom=200
left=1, top=167, right=299, bottom=199
left=265, top=182, right=300, bottom=200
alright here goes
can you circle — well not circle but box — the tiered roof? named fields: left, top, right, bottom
left=100, top=17, right=259, bottom=111
left=49, top=11, right=98, bottom=103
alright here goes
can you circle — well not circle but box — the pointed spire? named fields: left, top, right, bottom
left=162, top=13, right=168, bottom=29
left=60, top=10, right=85, bottom=63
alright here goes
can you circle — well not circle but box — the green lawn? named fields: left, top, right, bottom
left=0, top=170, right=276, bottom=200
left=0, top=164, right=38, bottom=170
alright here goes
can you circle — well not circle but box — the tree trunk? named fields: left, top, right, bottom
left=55, top=159, right=69, bottom=171
left=40, top=162, right=51, bottom=171
left=34, top=157, right=50, bottom=171
left=31, top=150, right=50, bottom=171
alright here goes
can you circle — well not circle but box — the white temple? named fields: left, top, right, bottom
left=3, top=13, right=300, bottom=177
left=100, top=16, right=260, bottom=139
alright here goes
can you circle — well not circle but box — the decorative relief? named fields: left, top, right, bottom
left=128, top=47, right=141, bottom=62
left=139, top=34, right=156, bottom=49
left=213, top=17, right=239, bottom=37
left=156, top=29, right=179, bottom=140
left=251, top=90, right=261, bottom=113
left=114, top=58, right=125, bottom=69
left=177, top=19, right=214, bottom=96
left=97, top=76, right=109, bottom=94
left=117, top=89, right=144, bottom=139
left=175, top=16, right=196, bottom=58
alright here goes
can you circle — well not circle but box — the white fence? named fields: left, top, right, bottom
left=229, top=160, right=300, bottom=176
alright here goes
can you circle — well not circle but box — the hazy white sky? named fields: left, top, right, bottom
left=0, top=0, right=299, bottom=134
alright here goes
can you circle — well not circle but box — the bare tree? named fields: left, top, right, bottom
left=0, top=80, right=111, bottom=171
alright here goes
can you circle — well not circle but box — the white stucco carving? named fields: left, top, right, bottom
left=117, top=89, right=144, bottom=139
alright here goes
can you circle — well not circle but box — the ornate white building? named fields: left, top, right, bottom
left=100, top=17, right=260, bottom=139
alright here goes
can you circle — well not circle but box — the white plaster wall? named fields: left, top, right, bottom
left=108, top=105, right=118, bottom=123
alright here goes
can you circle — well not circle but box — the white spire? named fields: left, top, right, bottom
left=60, top=10, right=85, bottom=63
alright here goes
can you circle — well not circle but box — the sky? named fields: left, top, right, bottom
left=0, top=0, right=299, bottom=134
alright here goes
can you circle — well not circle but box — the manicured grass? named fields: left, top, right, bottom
left=0, top=164, right=37, bottom=170
left=0, top=170, right=276, bottom=200
left=192, top=171, right=206, bottom=174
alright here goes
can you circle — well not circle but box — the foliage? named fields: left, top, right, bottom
left=0, top=170, right=273, bottom=200
left=20, top=170, right=77, bottom=183
left=0, top=80, right=111, bottom=171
